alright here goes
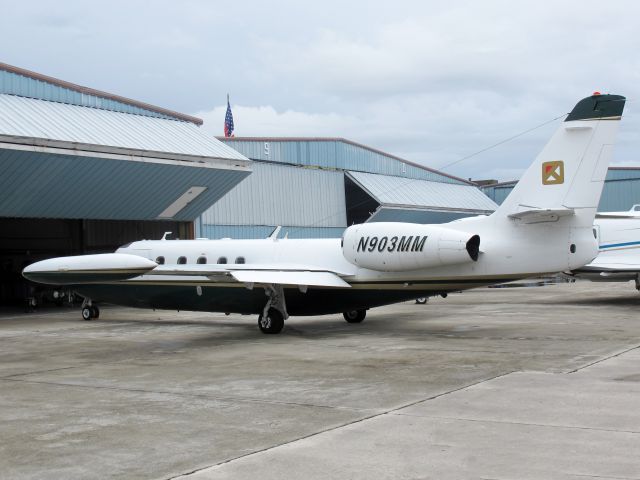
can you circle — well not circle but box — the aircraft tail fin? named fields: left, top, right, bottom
left=494, top=94, right=626, bottom=226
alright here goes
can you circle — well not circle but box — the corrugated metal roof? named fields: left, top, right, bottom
left=200, top=162, right=346, bottom=227
left=0, top=94, right=247, bottom=162
left=347, top=171, right=498, bottom=212
left=0, top=63, right=201, bottom=124
left=219, top=137, right=469, bottom=185
left=0, top=148, right=249, bottom=221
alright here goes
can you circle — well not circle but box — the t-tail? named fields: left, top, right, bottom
left=494, top=93, right=626, bottom=227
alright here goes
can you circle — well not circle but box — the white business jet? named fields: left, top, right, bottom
left=23, top=93, right=626, bottom=333
left=569, top=206, right=640, bottom=289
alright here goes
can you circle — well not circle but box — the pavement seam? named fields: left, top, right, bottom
left=164, top=369, right=517, bottom=480
left=567, top=344, right=640, bottom=374
left=390, top=413, right=640, bottom=435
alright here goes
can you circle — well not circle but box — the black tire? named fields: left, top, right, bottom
left=415, top=297, right=428, bottom=304
left=258, top=308, right=284, bottom=334
left=343, top=309, right=366, bottom=323
left=81, top=307, right=93, bottom=321
left=90, top=305, right=100, bottom=319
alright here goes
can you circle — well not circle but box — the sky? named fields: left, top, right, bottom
left=2, top=0, right=639, bottom=181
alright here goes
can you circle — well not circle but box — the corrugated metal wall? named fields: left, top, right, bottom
left=219, top=139, right=464, bottom=184
left=0, top=68, right=177, bottom=120
left=480, top=168, right=640, bottom=212
left=368, top=208, right=478, bottom=224
left=598, top=169, right=640, bottom=211
left=200, top=162, right=346, bottom=227
left=481, top=182, right=517, bottom=205
left=200, top=225, right=346, bottom=239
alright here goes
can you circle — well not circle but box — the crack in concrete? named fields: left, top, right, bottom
left=390, top=412, right=640, bottom=435
left=0, top=377, right=376, bottom=413
left=567, top=344, right=640, bottom=374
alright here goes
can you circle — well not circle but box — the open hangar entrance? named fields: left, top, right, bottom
left=0, top=219, right=191, bottom=305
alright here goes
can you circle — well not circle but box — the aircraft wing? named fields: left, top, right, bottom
left=229, top=270, right=350, bottom=287
left=143, top=263, right=353, bottom=288
left=23, top=254, right=354, bottom=288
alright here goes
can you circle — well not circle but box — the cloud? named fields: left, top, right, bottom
left=4, top=0, right=640, bottom=181
left=196, top=105, right=360, bottom=138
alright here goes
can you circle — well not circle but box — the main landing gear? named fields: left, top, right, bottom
left=258, top=308, right=285, bottom=334
left=81, top=298, right=100, bottom=321
left=343, top=309, right=366, bottom=323
left=258, top=285, right=287, bottom=334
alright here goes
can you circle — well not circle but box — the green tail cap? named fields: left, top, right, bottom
left=565, top=94, right=626, bottom=122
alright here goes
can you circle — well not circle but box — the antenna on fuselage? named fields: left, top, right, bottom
left=161, top=232, right=172, bottom=240
left=268, top=226, right=281, bottom=241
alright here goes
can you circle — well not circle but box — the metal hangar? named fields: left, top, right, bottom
left=0, top=62, right=250, bottom=305
left=198, top=137, right=498, bottom=239
left=480, top=167, right=640, bottom=211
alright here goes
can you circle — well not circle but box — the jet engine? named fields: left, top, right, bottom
left=342, top=222, right=480, bottom=272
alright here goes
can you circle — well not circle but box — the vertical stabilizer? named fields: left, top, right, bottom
left=494, top=94, right=626, bottom=226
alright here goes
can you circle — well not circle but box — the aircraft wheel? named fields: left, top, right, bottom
left=343, top=309, right=366, bottom=323
left=90, top=305, right=100, bottom=319
left=258, top=308, right=284, bottom=334
left=415, top=297, right=428, bottom=304
left=81, top=307, right=93, bottom=321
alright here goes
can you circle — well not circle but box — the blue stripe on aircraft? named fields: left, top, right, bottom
left=600, top=240, right=640, bottom=249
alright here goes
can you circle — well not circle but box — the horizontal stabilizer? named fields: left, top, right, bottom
left=231, top=270, right=351, bottom=288
left=508, top=206, right=575, bottom=223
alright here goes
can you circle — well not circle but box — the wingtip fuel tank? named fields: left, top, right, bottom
left=23, top=254, right=158, bottom=285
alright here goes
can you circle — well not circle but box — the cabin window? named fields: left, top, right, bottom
left=177, top=256, right=187, bottom=264
left=156, top=256, right=165, bottom=265
left=197, top=256, right=207, bottom=264
left=217, top=257, right=227, bottom=264
left=235, top=256, right=245, bottom=264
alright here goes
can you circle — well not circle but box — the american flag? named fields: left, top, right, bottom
left=224, top=94, right=234, bottom=137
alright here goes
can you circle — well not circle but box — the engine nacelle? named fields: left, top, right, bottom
left=342, top=222, right=480, bottom=272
